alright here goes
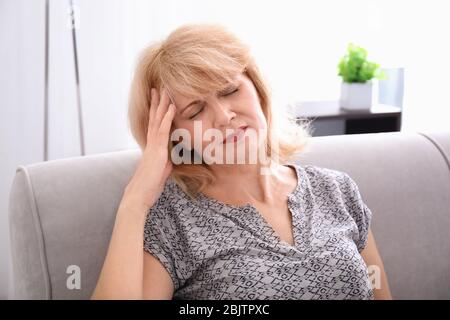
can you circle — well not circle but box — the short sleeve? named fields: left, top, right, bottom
left=143, top=202, right=181, bottom=290
left=340, top=173, right=373, bottom=252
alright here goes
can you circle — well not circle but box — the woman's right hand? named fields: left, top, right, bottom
left=122, top=87, right=176, bottom=211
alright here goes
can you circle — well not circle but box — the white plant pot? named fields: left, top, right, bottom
left=340, top=81, right=373, bottom=110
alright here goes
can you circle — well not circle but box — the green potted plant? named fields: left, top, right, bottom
left=338, top=43, right=385, bottom=110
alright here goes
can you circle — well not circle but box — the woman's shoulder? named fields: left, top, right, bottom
left=300, top=163, right=345, bottom=178
left=299, top=163, right=370, bottom=216
left=148, top=177, right=186, bottom=215
left=298, top=163, right=349, bottom=184
left=296, top=163, right=361, bottom=197
left=148, top=176, right=204, bottom=220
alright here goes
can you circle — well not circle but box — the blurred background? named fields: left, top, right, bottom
left=1, top=0, right=449, bottom=298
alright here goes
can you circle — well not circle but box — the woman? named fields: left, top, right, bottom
left=91, top=23, right=392, bottom=300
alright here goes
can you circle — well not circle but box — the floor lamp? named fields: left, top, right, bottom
left=44, top=0, right=85, bottom=161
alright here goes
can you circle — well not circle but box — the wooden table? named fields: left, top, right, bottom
left=290, top=100, right=402, bottom=136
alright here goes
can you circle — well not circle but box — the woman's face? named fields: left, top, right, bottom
left=169, top=73, right=267, bottom=164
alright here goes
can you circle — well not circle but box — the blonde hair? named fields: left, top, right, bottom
left=128, top=23, right=312, bottom=202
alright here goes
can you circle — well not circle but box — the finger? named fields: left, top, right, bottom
left=149, top=88, right=158, bottom=123
left=147, top=88, right=160, bottom=142
left=155, top=87, right=171, bottom=123
left=163, top=158, right=173, bottom=178
left=159, top=104, right=176, bottom=137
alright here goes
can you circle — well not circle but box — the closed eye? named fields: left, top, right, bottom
left=223, top=87, right=239, bottom=96
left=188, top=105, right=204, bottom=119
left=188, top=87, right=239, bottom=120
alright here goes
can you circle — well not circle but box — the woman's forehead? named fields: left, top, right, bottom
left=171, top=74, right=244, bottom=102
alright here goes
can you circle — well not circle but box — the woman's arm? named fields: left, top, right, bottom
left=90, top=199, right=148, bottom=299
left=91, top=87, right=176, bottom=299
left=360, top=228, right=393, bottom=300
left=91, top=196, right=174, bottom=300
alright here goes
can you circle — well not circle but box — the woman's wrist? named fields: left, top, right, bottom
left=124, top=184, right=157, bottom=206
left=118, top=194, right=153, bottom=219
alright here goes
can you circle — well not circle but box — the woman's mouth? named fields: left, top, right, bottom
left=223, top=126, right=248, bottom=144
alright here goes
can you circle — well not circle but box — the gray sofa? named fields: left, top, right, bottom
left=8, top=131, right=450, bottom=299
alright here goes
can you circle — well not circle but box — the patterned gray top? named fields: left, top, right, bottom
left=143, top=163, right=374, bottom=300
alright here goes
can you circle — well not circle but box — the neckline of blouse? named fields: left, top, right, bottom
left=195, top=163, right=303, bottom=212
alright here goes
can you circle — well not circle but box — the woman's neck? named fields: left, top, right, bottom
left=205, top=162, right=297, bottom=206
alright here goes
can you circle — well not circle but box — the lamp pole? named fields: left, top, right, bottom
left=69, top=0, right=85, bottom=156
left=44, top=0, right=49, bottom=161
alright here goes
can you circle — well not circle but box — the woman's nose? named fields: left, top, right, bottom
left=211, top=101, right=236, bottom=127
